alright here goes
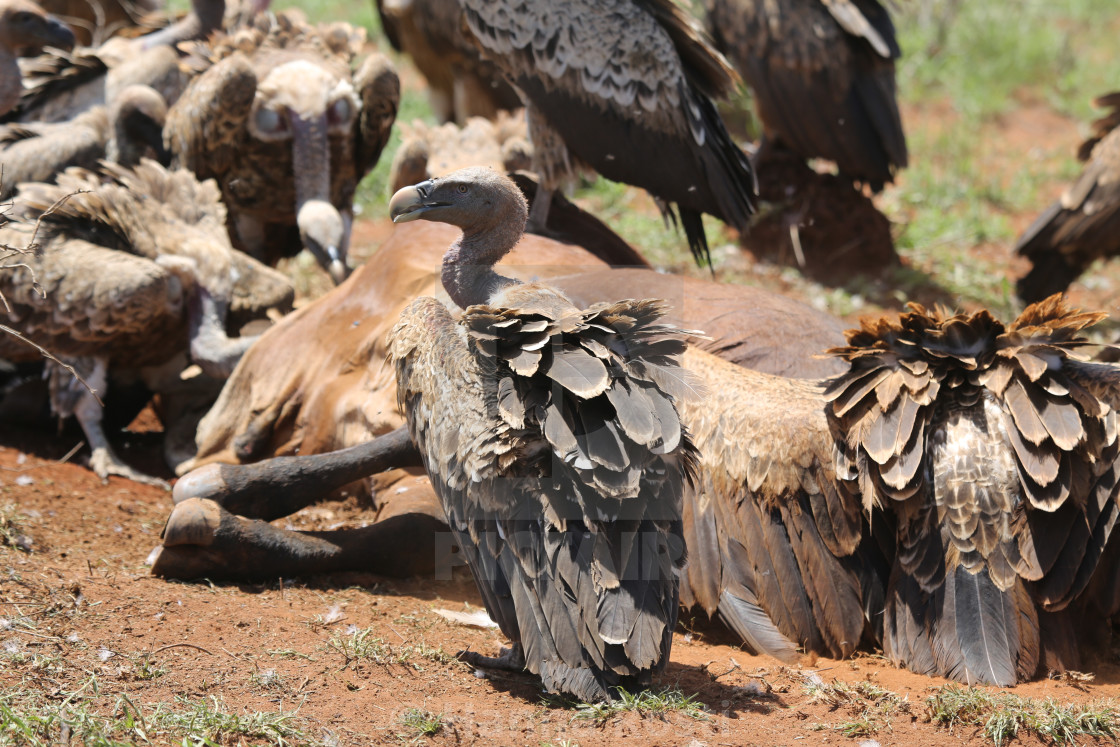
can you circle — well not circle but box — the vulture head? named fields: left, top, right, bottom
left=390, top=167, right=530, bottom=307
left=389, top=166, right=528, bottom=236
left=251, top=58, right=361, bottom=284
left=0, top=0, right=75, bottom=56
left=109, top=85, right=171, bottom=167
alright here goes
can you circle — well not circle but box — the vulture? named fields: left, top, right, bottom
left=374, top=0, right=520, bottom=124
left=1015, top=92, right=1120, bottom=303
left=0, top=160, right=289, bottom=484
left=165, top=11, right=399, bottom=283
left=822, top=299, right=1120, bottom=683
left=0, top=83, right=168, bottom=200
left=385, top=167, right=700, bottom=701
left=0, top=0, right=75, bottom=116
left=705, top=0, right=907, bottom=192
left=459, top=0, right=757, bottom=265
left=6, top=0, right=226, bottom=124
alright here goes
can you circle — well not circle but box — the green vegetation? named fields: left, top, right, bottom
left=926, top=684, right=1120, bottom=746
left=325, top=626, right=455, bottom=671
left=397, top=707, right=443, bottom=742
left=569, top=687, right=709, bottom=722
left=0, top=689, right=316, bottom=747
left=803, top=675, right=908, bottom=737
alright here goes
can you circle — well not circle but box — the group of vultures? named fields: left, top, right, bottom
left=3, top=0, right=1120, bottom=703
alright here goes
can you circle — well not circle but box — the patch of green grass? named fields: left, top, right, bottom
left=0, top=689, right=317, bottom=747
left=397, top=707, right=443, bottom=742
left=325, top=627, right=454, bottom=672
left=804, top=675, right=908, bottom=737
left=927, top=684, right=1120, bottom=746
left=570, top=687, right=709, bottom=722
left=895, top=0, right=1120, bottom=122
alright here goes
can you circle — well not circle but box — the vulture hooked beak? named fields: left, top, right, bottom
left=389, top=180, right=446, bottom=223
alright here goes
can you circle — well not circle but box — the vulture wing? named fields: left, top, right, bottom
left=677, top=348, right=869, bottom=661
left=1015, top=93, right=1120, bottom=303
left=461, top=0, right=756, bottom=265
left=706, top=0, right=906, bottom=190
left=390, top=290, right=698, bottom=702
left=827, top=297, right=1120, bottom=685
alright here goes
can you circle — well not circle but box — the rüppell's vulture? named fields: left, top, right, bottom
left=705, top=0, right=907, bottom=191
left=166, top=10, right=399, bottom=284
left=1015, top=92, right=1120, bottom=303
left=386, top=167, right=701, bottom=701
left=460, top=0, right=757, bottom=265
left=0, top=83, right=168, bottom=200
left=0, top=160, right=289, bottom=485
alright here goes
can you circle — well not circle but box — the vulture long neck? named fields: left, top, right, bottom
left=441, top=189, right=527, bottom=309
left=140, top=0, right=224, bottom=49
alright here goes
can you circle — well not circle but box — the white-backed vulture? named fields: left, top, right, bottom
left=165, top=11, right=399, bottom=283
left=0, top=83, right=167, bottom=199
left=0, top=160, right=290, bottom=484
left=383, top=167, right=699, bottom=701
left=459, top=0, right=757, bottom=265
left=0, top=0, right=75, bottom=116
left=705, top=0, right=907, bottom=192
left=1015, top=92, right=1120, bottom=303
left=374, top=0, right=520, bottom=124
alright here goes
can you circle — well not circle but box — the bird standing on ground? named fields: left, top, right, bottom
left=0, top=161, right=274, bottom=485
left=705, top=0, right=907, bottom=191
left=459, top=0, right=756, bottom=265
left=1015, top=92, right=1120, bottom=303
left=387, top=167, right=700, bottom=701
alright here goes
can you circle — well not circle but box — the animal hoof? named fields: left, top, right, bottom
left=172, top=464, right=227, bottom=504
left=162, top=498, right=222, bottom=546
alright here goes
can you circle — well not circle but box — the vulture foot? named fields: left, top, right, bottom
left=458, top=644, right=525, bottom=673
left=88, top=446, right=170, bottom=489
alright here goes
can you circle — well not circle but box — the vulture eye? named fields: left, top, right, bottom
left=254, top=107, right=288, bottom=138
left=457, top=185, right=468, bottom=194
left=326, top=97, right=354, bottom=131
left=11, top=11, right=32, bottom=24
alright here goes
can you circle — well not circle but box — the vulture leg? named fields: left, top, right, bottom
left=524, top=104, right=573, bottom=234
left=49, top=357, right=169, bottom=488
left=173, top=426, right=423, bottom=520
left=458, top=645, right=526, bottom=673
left=188, top=287, right=258, bottom=379
left=149, top=496, right=447, bottom=580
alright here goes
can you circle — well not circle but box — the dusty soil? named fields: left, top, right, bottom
left=5, top=429, right=1120, bottom=747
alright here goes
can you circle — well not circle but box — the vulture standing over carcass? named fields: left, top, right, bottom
left=0, top=160, right=289, bottom=485
left=0, top=83, right=168, bottom=199
left=165, top=11, right=399, bottom=283
left=385, top=167, right=700, bottom=701
left=459, top=0, right=757, bottom=265
left=705, top=0, right=907, bottom=191
left=1015, top=92, right=1120, bottom=303
left=374, top=0, right=520, bottom=124
left=0, top=0, right=75, bottom=116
